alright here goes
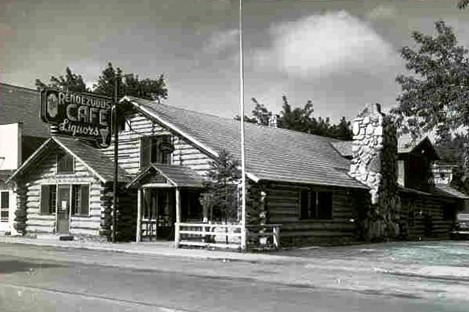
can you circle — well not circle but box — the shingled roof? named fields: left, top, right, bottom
left=124, top=96, right=368, bottom=189
left=0, top=82, right=49, bottom=138
left=9, top=136, right=129, bottom=183
left=126, top=163, right=205, bottom=188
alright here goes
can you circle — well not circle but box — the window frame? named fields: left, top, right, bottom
left=299, top=189, right=333, bottom=220
left=0, top=191, right=9, bottom=222
left=40, top=184, right=57, bottom=215
left=71, top=184, right=90, bottom=217
left=140, top=135, right=173, bottom=169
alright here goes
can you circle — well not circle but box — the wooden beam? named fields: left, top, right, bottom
left=136, top=188, right=142, bottom=242
left=175, top=187, right=181, bottom=248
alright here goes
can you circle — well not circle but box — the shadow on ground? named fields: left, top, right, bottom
left=0, top=260, right=63, bottom=274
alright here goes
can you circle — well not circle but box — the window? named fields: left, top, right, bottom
left=300, top=190, right=333, bottom=220
left=72, top=185, right=89, bottom=216
left=57, top=153, right=74, bottom=173
left=443, top=204, right=456, bottom=221
left=140, top=135, right=172, bottom=168
left=40, top=185, right=57, bottom=215
left=0, top=191, right=9, bottom=222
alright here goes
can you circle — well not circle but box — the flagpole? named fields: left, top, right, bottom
left=239, top=0, right=247, bottom=251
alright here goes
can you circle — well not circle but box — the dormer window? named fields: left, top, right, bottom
left=57, top=153, right=74, bottom=174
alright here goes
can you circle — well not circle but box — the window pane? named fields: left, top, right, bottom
left=0, top=192, right=8, bottom=222
left=140, top=137, right=152, bottom=169
left=318, top=192, right=333, bottom=219
left=1, top=191, right=9, bottom=208
left=300, top=190, right=309, bottom=219
left=80, top=186, right=89, bottom=215
left=41, top=185, right=56, bottom=214
left=50, top=185, right=57, bottom=214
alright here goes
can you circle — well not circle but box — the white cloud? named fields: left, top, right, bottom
left=205, top=28, right=238, bottom=53
left=367, top=5, right=398, bottom=20
left=252, top=11, right=399, bottom=79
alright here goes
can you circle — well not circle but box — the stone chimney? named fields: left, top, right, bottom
left=349, top=103, right=401, bottom=240
left=268, top=114, right=279, bottom=128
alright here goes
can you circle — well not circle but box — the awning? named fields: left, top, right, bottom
left=126, top=163, right=205, bottom=189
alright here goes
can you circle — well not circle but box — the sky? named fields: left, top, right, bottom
left=1, top=0, right=468, bottom=122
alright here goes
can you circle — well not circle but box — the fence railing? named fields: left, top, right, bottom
left=175, top=222, right=280, bottom=251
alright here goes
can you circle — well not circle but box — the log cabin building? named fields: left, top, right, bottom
left=8, top=96, right=469, bottom=248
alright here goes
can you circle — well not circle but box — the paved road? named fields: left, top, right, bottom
left=0, top=243, right=467, bottom=312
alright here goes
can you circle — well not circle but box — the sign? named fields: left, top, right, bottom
left=40, top=88, right=113, bottom=147
left=158, top=141, right=174, bottom=154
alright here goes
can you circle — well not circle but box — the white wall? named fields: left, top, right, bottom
left=0, top=123, right=22, bottom=170
left=0, top=123, right=21, bottom=234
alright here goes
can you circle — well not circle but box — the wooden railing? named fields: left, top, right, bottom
left=175, top=222, right=281, bottom=251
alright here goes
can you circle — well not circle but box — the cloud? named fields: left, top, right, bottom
left=367, top=5, right=398, bottom=20
left=205, top=28, right=238, bottom=53
left=252, top=11, right=399, bottom=79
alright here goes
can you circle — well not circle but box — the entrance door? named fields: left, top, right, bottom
left=56, top=185, right=70, bottom=234
left=141, top=189, right=175, bottom=241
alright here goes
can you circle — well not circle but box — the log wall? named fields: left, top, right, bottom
left=400, top=191, right=457, bottom=240
left=264, top=182, right=363, bottom=246
left=21, top=148, right=104, bottom=237
left=103, top=113, right=213, bottom=177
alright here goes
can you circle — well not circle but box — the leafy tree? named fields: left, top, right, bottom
left=36, top=62, right=168, bottom=102
left=199, top=149, right=241, bottom=222
left=234, top=98, right=271, bottom=125
left=35, top=67, right=88, bottom=93
left=93, top=63, right=167, bottom=102
left=391, top=21, right=469, bottom=139
left=236, top=96, right=353, bottom=140
left=458, top=0, right=468, bottom=9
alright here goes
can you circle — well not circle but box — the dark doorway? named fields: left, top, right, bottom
left=141, top=189, right=175, bottom=241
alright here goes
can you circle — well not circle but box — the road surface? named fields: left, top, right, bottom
left=0, top=243, right=466, bottom=311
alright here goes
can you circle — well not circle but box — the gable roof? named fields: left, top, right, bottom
left=0, top=82, right=50, bottom=138
left=126, top=163, right=205, bottom=189
left=123, top=96, right=368, bottom=190
left=8, top=136, right=129, bottom=183
left=434, top=185, right=469, bottom=200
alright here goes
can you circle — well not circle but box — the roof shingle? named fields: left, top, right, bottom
left=0, top=82, right=49, bottom=138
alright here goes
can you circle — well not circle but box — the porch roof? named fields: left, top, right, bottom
left=126, top=163, right=205, bottom=188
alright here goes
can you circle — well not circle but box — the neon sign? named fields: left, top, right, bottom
left=40, top=88, right=112, bottom=148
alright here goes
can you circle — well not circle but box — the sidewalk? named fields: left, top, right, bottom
left=0, top=235, right=296, bottom=263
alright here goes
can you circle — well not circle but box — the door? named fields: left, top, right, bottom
left=56, top=185, right=71, bottom=234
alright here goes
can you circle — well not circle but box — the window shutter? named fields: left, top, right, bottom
left=80, top=185, right=89, bottom=215
left=140, top=137, right=151, bottom=169
left=40, top=185, right=50, bottom=214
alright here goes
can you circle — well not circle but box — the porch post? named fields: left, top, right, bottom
left=136, top=188, right=142, bottom=242
left=175, top=187, right=181, bottom=248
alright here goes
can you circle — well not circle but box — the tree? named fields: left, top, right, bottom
left=458, top=0, right=469, bottom=9
left=93, top=63, right=167, bottom=102
left=199, top=150, right=241, bottom=222
left=392, top=20, right=469, bottom=194
left=236, top=96, right=353, bottom=140
left=35, top=67, right=88, bottom=93
left=36, top=62, right=168, bottom=102
left=391, top=21, right=469, bottom=139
